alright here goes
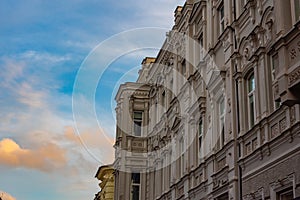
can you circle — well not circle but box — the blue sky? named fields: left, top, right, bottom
left=0, top=0, right=185, bottom=199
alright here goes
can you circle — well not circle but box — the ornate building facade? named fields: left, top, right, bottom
left=94, top=165, right=115, bottom=200
left=112, top=0, right=300, bottom=199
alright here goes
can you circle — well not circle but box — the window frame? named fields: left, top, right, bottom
left=218, top=1, right=225, bottom=34
left=179, top=136, right=185, bottom=177
left=219, top=97, right=225, bottom=146
left=133, top=111, right=143, bottom=136
left=198, top=118, right=203, bottom=158
left=198, top=33, right=204, bottom=60
left=271, top=53, right=282, bottom=110
left=131, top=173, right=141, bottom=200
left=291, top=0, right=300, bottom=24
left=247, top=73, right=256, bottom=128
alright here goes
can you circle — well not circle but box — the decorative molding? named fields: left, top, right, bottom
left=288, top=67, right=300, bottom=87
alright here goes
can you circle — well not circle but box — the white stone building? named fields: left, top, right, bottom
left=112, top=0, right=300, bottom=199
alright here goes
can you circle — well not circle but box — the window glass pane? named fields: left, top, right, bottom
left=221, top=126, right=225, bottom=145
left=132, top=173, right=140, bottom=183
left=219, top=2, right=225, bottom=32
left=134, top=111, right=142, bottom=120
left=133, top=111, right=142, bottom=136
left=275, top=101, right=281, bottom=109
left=199, top=119, right=203, bottom=136
left=198, top=34, right=203, bottom=46
left=134, top=121, right=142, bottom=136
left=198, top=119, right=203, bottom=154
left=279, top=190, right=293, bottom=200
left=295, top=0, right=300, bottom=21
left=271, top=54, right=278, bottom=81
left=249, top=96, right=255, bottom=126
left=248, top=74, right=255, bottom=92
left=132, top=185, right=140, bottom=200
left=199, top=136, right=202, bottom=153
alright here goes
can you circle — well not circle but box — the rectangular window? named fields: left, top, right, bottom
left=179, top=137, right=184, bottom=176
left=133, top=111, right=143, bottom=136
left=277, top=188, right=293, bottom=200
left=271, top=49, right=280, bottom=110
left=248, top=74, right=255, bottom=128
left=131, top=173, right=141, bottom=200
left=296, top=0, right=300, bottom=21
left=219, top=98, right=225, bottom=146
left=198, top=119, right=203, bottom=157
left=292, top=0, right=300, bottom=23
left=271, top=54, right=278, bottom=81
left=218, top=1, right=225, bottom=34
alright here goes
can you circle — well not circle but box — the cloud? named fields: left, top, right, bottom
left=0, top=0, right=188, bottom=199
left=17, top=82, right=46, bottom=108
left=0, top=57, right=56, bottom=109
left=63, top=126, right=115, bottom=164
left=0, top=191, right=16, bottom=200
left=0, top=138, right=66, bottom=172
left=19, top=50, right=71, bottom=64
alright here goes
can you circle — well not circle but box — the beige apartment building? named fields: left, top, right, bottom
left=112, top=0, right=300, bottom=199
left=94, top=165, right=115, bottom=200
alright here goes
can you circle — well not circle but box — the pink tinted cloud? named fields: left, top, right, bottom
left=0, top=138, right=66, bottom=172
left=0, top=190, right=17, bottom=200
left=63, top=126, right=115, bottom=164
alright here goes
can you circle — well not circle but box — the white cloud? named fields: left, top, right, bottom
left=17, top=82, right=46, bottom=108
left=19, top=50, right=71, bottom=63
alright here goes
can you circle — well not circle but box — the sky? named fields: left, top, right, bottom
left=0, top=0, right=186, bottom=199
